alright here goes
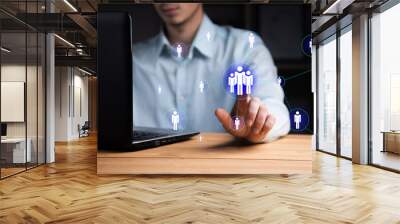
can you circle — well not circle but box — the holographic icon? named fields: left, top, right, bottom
left=171, top=111, right=180, bottom=131
left=236, top=66, right=245, bottom=96
left=244, top=70, right=253, bottom=94
left=234, top=117, right=241, bottom=130
left=289, top=108, right=309, bottom=132
left=206, top=31, right=211, bottom=41
left=176, top=44, right=183, bottom=58
left=228, top=73, right=236, bottom=93
left=225, top=65, right=255, bottom=96
left=158, top=85, right=162, bottom=94
left=302, top=35, right=312, bottom=56
left=231, top=116, right=244, bottom=131
left=294, top=111, right=302, bottom=130
left=199, top=80, right=205, bottom=93
left=277, top=76, right=285, bottom=87
left=248, top=32, right=255, bottom=49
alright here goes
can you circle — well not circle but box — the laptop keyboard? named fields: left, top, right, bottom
left=132, top=130, right=169, bottom=141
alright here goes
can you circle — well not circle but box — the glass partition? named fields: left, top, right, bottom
left=317, top=36, right=337, bottom=154
left=1, top=29, right=28, bottom=178
left=0, top=1, right=46, bottom=179
left=370, top=3, right=400, bottom=171
left=339, top=28, right=352, bottom=158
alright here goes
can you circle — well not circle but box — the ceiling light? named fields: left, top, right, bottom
left=63, top=0, right=78, bottom=12
left=78, top=67, right=92, bottom=76
left=322, top=0, right=354, bottom=15
left=54, top=34, right=75, bottom=48
left=1, top=47, right=11, bottom=53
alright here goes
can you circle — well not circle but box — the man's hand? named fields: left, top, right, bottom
left=215, top=96, right=276, bottom=143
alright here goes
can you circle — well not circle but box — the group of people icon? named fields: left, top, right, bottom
left=228, top=66, right=254, bottom=96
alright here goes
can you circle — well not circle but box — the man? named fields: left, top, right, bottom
left=133, top=3, right=290, bottom=143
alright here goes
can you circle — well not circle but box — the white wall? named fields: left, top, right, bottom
left=55, top=67, right=89, bottom=141
left=1, top=64, right=46, bottom=164
left=1, top=65, right=41, bottom=138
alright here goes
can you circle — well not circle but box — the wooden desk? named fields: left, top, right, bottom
left=97, top=133, right=312, bottom=175
left=382, top=131, right=400, bottom=154
left=1, top=138, right=32, bottom=164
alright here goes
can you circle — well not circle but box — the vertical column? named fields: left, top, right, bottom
left=46, top=0, right=55, bottom=163
left=352, top=14, right=369, bottom=164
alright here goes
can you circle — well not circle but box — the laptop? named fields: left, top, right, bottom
left=97, top=9, right=199, bottom=151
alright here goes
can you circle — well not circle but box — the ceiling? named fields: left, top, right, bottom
left=1, top=0, right=386, bottom=73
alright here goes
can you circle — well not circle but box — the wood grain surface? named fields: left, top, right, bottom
left=97, top=133, right=312, bottom=174
left=1, top=135, right=400, bottom=223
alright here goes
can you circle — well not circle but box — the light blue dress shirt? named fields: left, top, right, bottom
left=133, top=15, right=290, bottom=141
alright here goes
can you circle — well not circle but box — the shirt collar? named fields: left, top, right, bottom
left=190, top=15, right=215, bottom=59
left=155, top=15, right=216, bottom=59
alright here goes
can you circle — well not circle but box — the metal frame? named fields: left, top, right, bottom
left=315, top=19, right=353, bottom=162
left=336, top=28, right=341, bottom=157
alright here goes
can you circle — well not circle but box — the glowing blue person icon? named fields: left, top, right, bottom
left=248, top=32, right=255, bottom=49
left=235, top=66, right=245, bottom=96
left=228, top=73, right=236, bottom=93
left=244, top=70, right=254, bottom=94
left=199, top=80, right=205, bottom=93
left=294, top=111, right=302, bottom=130
left=231, top=116, right=244, bottom=131
left=234, top=117, right=241, bottom=130
left=289, top=108, right=309, bottom=132
left=171, top=111, right=180, bottom=131
left=176, top=44, right=183, bottom=58
left=206, top=31, right=211, bottom=41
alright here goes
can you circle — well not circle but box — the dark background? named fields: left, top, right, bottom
left=128, top=4, right=313, bottom=134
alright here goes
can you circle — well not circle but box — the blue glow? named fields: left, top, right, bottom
left=289, top=108, right=309, bottom=132
left=223, top=64, right=256, bottom=97
left=302, top=35, right=312, bottom=56
left=277, top=76, right=285, bottom=87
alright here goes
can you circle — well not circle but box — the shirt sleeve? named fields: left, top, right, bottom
left=243, top=34, right=290, bottom=141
